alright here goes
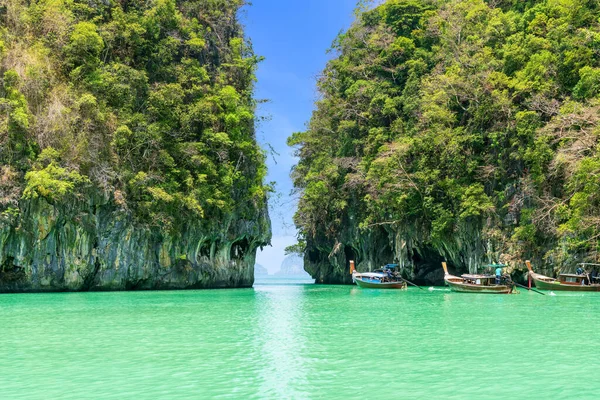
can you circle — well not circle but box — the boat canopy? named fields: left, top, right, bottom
left=462, top=274, right=495, bottom=279
left=356, top=272, right=386, bottom=278
left=384, top=264, right=398, bottom=268
left=559, top=273, right=587, bottom=278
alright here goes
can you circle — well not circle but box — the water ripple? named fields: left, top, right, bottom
left=1, top=284, right=600, bottom=398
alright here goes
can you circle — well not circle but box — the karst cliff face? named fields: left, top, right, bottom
left=0, top=195, right=270, bottom=292
left=290, top=0, right=600, bottom=284
left=0, top=0, right=271, bottom=292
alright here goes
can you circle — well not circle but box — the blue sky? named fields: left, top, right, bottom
left=242, top=1, right=357, bottom=273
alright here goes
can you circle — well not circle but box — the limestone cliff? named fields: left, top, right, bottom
left=290, top=0, right=600, bottom=284
left=0, top=0, right=271, bottom=292
left=0, top=193, right=270, bottom=292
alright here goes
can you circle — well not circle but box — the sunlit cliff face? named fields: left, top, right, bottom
left=290, top=0, right=600, bottom=283
left=0, top=0, right=271, bottom=291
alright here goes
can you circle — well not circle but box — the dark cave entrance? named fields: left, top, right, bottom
left=307, top=248, right=320, bottom=264
left=344, top=245, right=357, bottom=273
left=0, top=256, right=25, bottom=283
left=409, top=247, right=446, bottom=285
left=230, top=238, right=249, bottom=259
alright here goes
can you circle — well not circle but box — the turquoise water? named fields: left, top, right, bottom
left=1, top=280, right=599, bottom=399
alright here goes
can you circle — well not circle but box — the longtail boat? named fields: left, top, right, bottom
left=350, top=261, right=407, bottom=289
left=442, top=262, right=514, bottom=294
left=526, top=261, right=600, bottom=292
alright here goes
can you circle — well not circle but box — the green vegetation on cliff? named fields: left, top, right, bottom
left=0, top=0, right=270, bottom=291
left=290, top=0, right=600, bottom=283
left=0, top=0, right=268, bottom=228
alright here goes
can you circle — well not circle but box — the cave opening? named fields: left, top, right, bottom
left=410, top=247, right=446, bottom=285
left=344, top=245, right=356, bottom=271
left=199, top=242, right=210, bottom=259
left=308, top=249, right=320, bottom=264
left=230, top=238, right=249, bottom=259
left=0, top=256, right=25, bottom=283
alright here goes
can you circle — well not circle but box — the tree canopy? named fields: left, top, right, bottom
left=0, top=0, right=269, bottom=231
left=290, top=0, right=600, bottom=276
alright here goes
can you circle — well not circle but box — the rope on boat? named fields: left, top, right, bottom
left=512, top=281, right=546, bottom=296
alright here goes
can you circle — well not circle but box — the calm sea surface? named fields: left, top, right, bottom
left=1, top=277, right=599, bottom=399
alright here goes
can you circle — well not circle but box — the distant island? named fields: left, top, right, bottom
left=254, top=255, right=312, bottom=278
left=274, top=255, right=311, bottom=278
left=254, top=263, right=269, bottom=276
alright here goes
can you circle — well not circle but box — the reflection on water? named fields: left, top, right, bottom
left=256, top=285, right=309, bottom=398
left=1, top=284, right=600, bottom=398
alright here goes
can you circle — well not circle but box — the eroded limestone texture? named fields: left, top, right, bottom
left=0, top=195, right=271, bottom=292
left=303, top=220, right=552, bottom=286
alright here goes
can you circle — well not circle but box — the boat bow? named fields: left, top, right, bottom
left=442, top=262, right=462, bottom=283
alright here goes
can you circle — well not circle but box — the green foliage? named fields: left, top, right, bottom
left=574, top=66, right=600, bottom=100
left=0, top=0, right=268, bottom=229
left=65, top=22, right=104, bottom=70
left=284, top=241, right=306, bottom=256
left=0, top=70, right=35, bottom=167
left=291, top=0, right=600, bottom=264
left=23, top=148, right=89, bottom=201
left=459, top=184, right=494, bottom=220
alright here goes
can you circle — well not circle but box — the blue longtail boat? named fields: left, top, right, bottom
left=350, top=261, right=407, bottom=289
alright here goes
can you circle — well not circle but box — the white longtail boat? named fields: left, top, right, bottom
left=350, top=261, right=407, bottom=289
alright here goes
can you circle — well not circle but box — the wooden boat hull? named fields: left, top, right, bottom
left=530, top=275, right=600, bottom=292
left=445, top=279, right=513, bottom=294
left=354, top=278, right=407, bottom=289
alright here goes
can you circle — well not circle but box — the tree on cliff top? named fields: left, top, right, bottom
left=290, top=0, right=600, bottom=276
left=0, top=0, right=269, bottom=231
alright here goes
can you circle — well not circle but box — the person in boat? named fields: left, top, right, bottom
left=576, top=266, right=589, bottom=285
left=383, top=265, right=398, bottom=282
left=495, top=265, right=503, bottom=285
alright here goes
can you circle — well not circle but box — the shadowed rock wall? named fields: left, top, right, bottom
left=0, top=195, right=270, bottom=292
